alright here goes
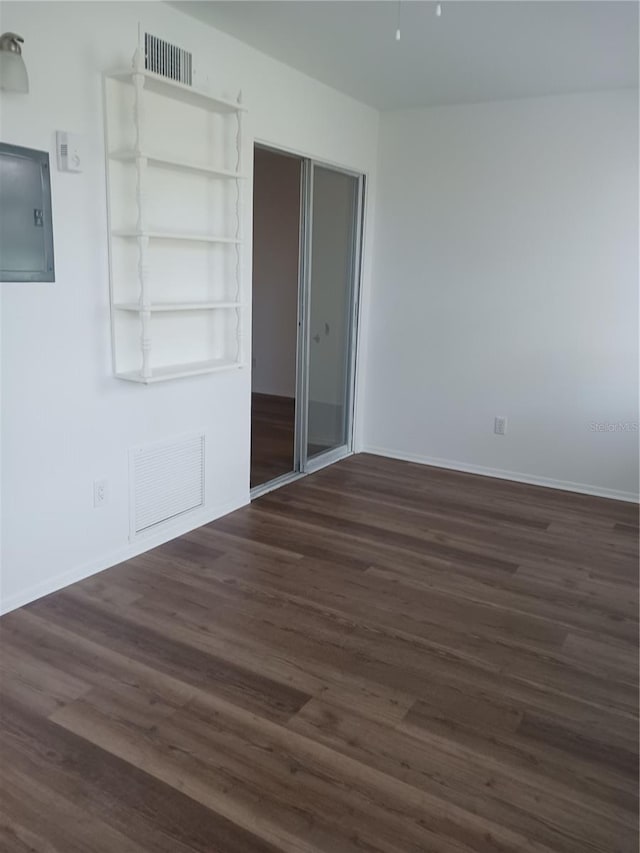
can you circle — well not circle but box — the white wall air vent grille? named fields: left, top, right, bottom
left=144, top=32, right=192, bottom=86
left=130, top=433, right=205, bottom=536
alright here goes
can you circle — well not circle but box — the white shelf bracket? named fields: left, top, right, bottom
left=234, top=89, right=243, bottom=364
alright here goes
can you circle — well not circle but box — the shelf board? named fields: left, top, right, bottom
left=111, top=230, right=241, bottom=245
left=106, top=68, right=246, bottom=114
left=116, top=358, right=242, bottom=384
left=113, top=301, right=242, bottom=313
left=109, top=150, right=246, bottom=181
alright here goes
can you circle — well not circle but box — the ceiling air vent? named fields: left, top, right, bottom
left=144, top=32, right=192, bottom=86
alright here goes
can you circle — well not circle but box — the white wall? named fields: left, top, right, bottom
left=251, top=147, right=300, bottom=398
left=0, top=1, right=379, bottom=612
left=363, top=90, right=639, bottom=500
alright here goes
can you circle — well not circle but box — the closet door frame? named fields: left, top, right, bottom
left=250, top=143, right=306, bottom=500
left=299, top=159, right=365, bottom=475
left=250, top=140, right=365, bottom=499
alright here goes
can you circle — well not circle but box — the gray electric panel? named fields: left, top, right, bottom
left=0, top=143, right=55, bottom=282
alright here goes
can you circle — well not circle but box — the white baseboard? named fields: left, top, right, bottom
left=362, top=445, right=640, bottom=504
left=0, top=496, right=247, bottom=616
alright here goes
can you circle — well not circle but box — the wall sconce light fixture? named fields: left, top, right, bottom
left=0, top=33, right=29, bottom=94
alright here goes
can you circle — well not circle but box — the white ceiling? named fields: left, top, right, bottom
left=173, top=1, right=638, bottom=110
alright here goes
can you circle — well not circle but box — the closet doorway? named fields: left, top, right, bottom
left=251, top=144, right=364, bottom=495
left=250, top=146, right=301, bottom=489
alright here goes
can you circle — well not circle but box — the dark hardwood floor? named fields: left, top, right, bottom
left=251, top=393, right=295, bottom=488
left=1, top=454, right=638, bottom=853
left=250, top=392, right=331, bottom=488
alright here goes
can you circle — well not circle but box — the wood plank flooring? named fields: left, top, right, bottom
left=251, top=393, right=295, bottom=488
left=1, top=453, right=638, bottom=853
left=250, top=392, right=333, bottom=488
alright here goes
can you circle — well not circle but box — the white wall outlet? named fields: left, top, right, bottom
left=93, top=478, right=108, bottom=507
left=494, top=416, right=507, bottom=436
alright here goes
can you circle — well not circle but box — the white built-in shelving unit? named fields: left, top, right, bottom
left=103, top=45, right=246, bottom=383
